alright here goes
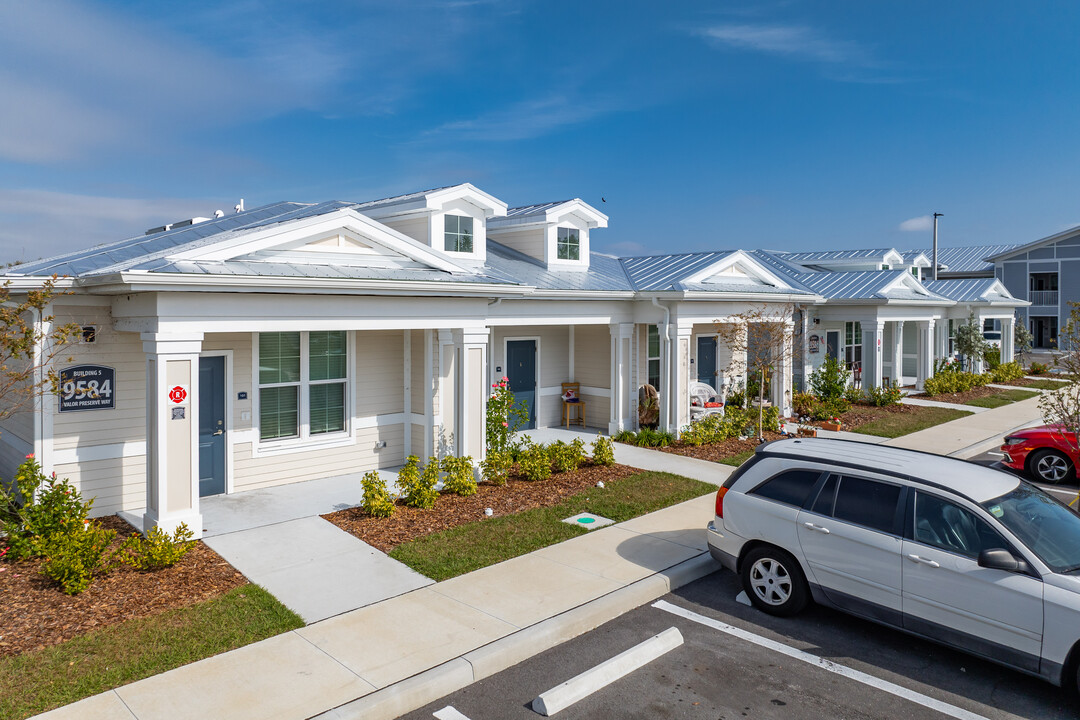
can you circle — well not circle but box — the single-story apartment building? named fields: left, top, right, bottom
left=0, top=184, right=1026, bottom=538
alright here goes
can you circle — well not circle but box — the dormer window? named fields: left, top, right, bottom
left=445, top=215, right=473, bottom=253
left=557, top=227, right=580, bottom=260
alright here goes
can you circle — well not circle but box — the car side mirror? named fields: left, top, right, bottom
left=978, top=548, right=1030, bottom=574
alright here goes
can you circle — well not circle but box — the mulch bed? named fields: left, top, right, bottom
left=323, top=461, right=639, bottom=553
left=656, top=431, right=785, bottom=463
left=0, top=515, right=246, bottom=659
left=910, top=384, right=1030, bottom=405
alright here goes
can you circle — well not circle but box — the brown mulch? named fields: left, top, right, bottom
left=0, top=515, right=246, bottom=659
left=323, top=461, right=639, bottom=554
left=657, top=431, right=785, bottom=463
left=909, top=384, right=1030, bottom=405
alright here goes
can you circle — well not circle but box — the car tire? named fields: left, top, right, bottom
left=741, top=545, right=809, bottom=617
left=1028, top=449, right=1075, bottom=484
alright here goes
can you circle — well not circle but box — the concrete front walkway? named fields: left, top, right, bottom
left=886, top=394, right=1045, bottom=458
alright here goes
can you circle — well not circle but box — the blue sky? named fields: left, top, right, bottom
left=2, top=1, right=1079, bottom=262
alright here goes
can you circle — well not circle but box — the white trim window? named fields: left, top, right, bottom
left=557, top=227, right=580, bottom=260
left=647, top=325, right=661, bottom=389
left=258, top=331, right=348, bottom=442
left=445, top=214, right=474, bottom=253
left=844, top=321, right=863, bottom=368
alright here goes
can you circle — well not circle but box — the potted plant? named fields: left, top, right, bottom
left=821, top=416, right=842, bottom=432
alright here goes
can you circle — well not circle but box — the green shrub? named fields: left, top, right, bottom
left=810, top=397, right=850, bottom=420
left=810, top=356, right=850, bottom=401
left=125, top=523, right=194, bottom=571
left=792, top=391, right=815, bottom=418
left=441, top=455, right=477, bottom=496
left=360, top=470, right=395, bottom=518
left=480, top=451, right=513, bottom=485
left=591, top=436, right=615, bottom=466
left=399, top=455, right=438, bottom=509
left=923, top=369, right=989, bottom=396
left=761, top=406, right=781, bottom=432
left=985, top=346, right=1001, bottom=369
left=549, top=439, right=586, bottom=473
left=990, top=361, right=1025, bottom=383
left=1, top=456, right=91, bottom=561
left=612, top=429, right=637, bottom=443
left=637, top=427, right=674, bottom=447
left=843, top=384, right=864, bottom=404
left=865, top=382, right=903, bottom=407
left=41, top=522, right=121, bottom=595
left=518, top=441, right=552, bottom=481
left=725, top=387, right=745, bottom=409
left=1029, top=361, right=1049, bottom=375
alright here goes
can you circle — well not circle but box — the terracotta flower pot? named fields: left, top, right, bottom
left=821, top=421, right=842, bottom=432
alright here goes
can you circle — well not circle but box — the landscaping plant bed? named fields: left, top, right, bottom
left=911, top=385, right=1037, bottom=406
left=323, top=460, right=640, bottom=553
left=0, top=515, right=246, bottom=658
left=658, top=431, right=785, bottom=464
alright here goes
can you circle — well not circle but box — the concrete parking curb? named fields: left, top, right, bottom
left=309, top=552, right=718, bottom=720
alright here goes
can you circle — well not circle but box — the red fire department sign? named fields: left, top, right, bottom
left=168, top=385, right=188, bottom=404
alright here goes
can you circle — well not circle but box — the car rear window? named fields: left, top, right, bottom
left=832, top=475, right=903, bottom=534
left=750, top=470, right=824, bottom=508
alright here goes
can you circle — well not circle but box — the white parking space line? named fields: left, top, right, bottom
left=433, top=706, right=472, bottom=720
left=653, top=600, right=991, bottom=720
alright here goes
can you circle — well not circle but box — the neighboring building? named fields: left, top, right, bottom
left=0, top=184, right=1025, bottom=538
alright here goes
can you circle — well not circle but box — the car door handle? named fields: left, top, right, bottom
left=907, top=554, right=940, bottom=568
left=803, top=522, right=830, bottom=534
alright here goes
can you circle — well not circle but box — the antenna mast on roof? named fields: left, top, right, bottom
left=932, top=212, right=943, bottom=281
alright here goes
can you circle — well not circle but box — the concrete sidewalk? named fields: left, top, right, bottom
left=885, top=394, right=1045, bottom=458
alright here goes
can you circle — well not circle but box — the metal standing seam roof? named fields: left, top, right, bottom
left=348, top=185, right=461, bottom=212
left=618, top=251, right=738, bottom=291
left=924, top=278, right=1018, bottom=303
left=498, top=201, right=572, bottom=220
left=482, top=242, right=633, bottom=291
left=792, top=269, right=945, bottom=301
left=911, top=244, right=1023, bottom=274
left=778, top=248, right=898, bottom=262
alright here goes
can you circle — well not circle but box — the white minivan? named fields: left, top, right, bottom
left=707, top=437, right=1080, bottom=692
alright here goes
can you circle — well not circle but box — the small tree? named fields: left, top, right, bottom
left=1040, top=303, right=1080, bottom=504
left=953, top=312, right=989, bottom=373
left=1014, top=321, right=1034, bottom=367
left=0, top=278, right=78, bottom=427
left=714, top=305, right=800, bottom=440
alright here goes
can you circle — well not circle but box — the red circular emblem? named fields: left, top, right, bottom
left=168, top=386, right=187, bottom=404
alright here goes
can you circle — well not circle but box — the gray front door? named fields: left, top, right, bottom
left=199, top=356, right=226, bottom=497
left=506, top=340, right=537, bottom=429
left=697, top=337, right=717, bottom=386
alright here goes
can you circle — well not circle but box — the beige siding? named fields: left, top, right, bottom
left=489, top=228, right=544, bottom=262
left=0, top=435, right=28, bottom=486
left=54, top=455, right=146, bottom=516
left=357, top=330, right=404, bottom=417
left=233, top=424, right=405, bottom=491
left=52, top=305, right=146, bottom=451
left=574, top=325, right=610, bottom=389
left=381, top=216, right=429, bottom=245
left=411, top=423, right=426, bottom=460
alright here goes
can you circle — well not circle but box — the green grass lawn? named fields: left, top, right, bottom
left=965, top=388, right=1041, bottom=409
left=719, top=449, right=755, bottom=467
left=388, top=471, right=714, bottom=581
left=851, top=407, right=972, bottom=439
left=0, top=585, right=303, bottom=720
left=1020, top=378, right=1069, bottom=390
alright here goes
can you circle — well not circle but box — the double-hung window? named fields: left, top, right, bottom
left=259, top=331, right=348, bottom=442
left=557, top=227, right=580, bottom=260
left=445, top=215, right=473, bottom=253
left=647, top=325, right=661, bottom=389
left=844, top=321, right=862, bottom=368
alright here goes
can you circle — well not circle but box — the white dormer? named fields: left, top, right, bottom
left=353, top=183, right=508, bottom=264
left=486, top=199, right=608, bottom=272
left=683, top=250, right=791, bottom=289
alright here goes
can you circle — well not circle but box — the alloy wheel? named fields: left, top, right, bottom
left=749, top=557, right=792, bottom=606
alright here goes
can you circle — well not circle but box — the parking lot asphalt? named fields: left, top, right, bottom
left=402, top=571, right=1075, bottom=720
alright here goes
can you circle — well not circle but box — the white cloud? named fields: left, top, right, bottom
left=424, top=94, right=622, bottom=143
left=700, top=24, right=861, bottom=64
left=0, top=189, right=229, bottom=263
left=898, top=215, right=934, bottom=232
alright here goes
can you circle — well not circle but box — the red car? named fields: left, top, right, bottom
left=1000, top=425, right=1079, bottom=484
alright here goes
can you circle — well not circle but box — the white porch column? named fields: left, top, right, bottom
left=800, top=312, right=813, bottom=393
left=892, top=321, right=904, bottom=386
left=659, top=323, right=672, bottom=432
left=772, top=320, right=795, bottom=417
left=673, top=321, right=694, bottom=433
left=607, top=322, right=634, bottom=434
left=142, top=332, right=204, bottom=540
left=436, top=329, right=455, bottom=457
left=916, top=320, right=935, bottom=391
left=458, top=327, right=489, bottom=463
left=1002, top=316, right=1015, bottom=363
left=862, top=320, right=885, bottom=389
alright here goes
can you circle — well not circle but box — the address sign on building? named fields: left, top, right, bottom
left=59, top=365, right=116, bottom=412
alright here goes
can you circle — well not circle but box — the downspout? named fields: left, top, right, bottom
left=651, top=297, right=671, bottom=431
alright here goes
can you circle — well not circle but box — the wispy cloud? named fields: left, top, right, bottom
left=899, top=215, right=934, bottom=232
left=0, top=189, right=228, bottom=262
left=423, top=94, right=623, bottom=143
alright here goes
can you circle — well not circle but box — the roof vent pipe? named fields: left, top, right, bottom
left=932, top=212, right=943, bottom=282
left=235, top=199, right=245, bottom=213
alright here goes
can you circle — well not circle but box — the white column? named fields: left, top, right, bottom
left=673, top=321, right=694, bottom=433
left=892, top=321, right=904, bottom=386
left=862, top=320, right=884, bottom=389
left=458, top=327, right=489, bottom=464
left=972, top=313, right=986, bottom=374
left=916, top=320, right=934, bottom=391
left=800, top=311, right=813, bottom=393
left=659, top=322, right=672, bottom=432
left=142, top=332, right=204, bottom=540
left=608, top=322, right=634, bottom=434
left=424, top=329, right=434, bottom=459
left=403, top=330, right=412, bottom=458
left=1002, top=316, right=1015, bottom=363
left=772, top=320, right=795, bottom=416
left=436, top=329, right=454, bottom=457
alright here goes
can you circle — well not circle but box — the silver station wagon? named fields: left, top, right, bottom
left=706, top=437, right=1080, bottom=692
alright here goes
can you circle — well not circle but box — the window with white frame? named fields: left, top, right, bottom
left=444, top=215, right=474, bottom=253
left=844, top=321, right=862, bottom=368
left=647, top=325, right=661, bottom=389
left=557, top=227, right=580, bottom=260
left=259, top=331, right=347, bottom=441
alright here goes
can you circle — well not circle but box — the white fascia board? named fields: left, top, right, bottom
left=428, top=183, right=508, bottom=216
left=79, top=272, right=532, bottom=297
left=908, top=253, right=931, bottom=267
left=164, top=209, right=469, bottom=274
left=987, top=224, right=1080, bottom=261
left=883, top=249, right=905, bottom=266
left=553, top=199, right=608, bottom=228
left=681, top=250, right=793, bottom=289
left=527, top=289, right=636, bottom=299
left=2, top=276, right=76, bottom=290
left=659, top=291, right=825, bottom=304
left=882, top=272, right=933, bottom=298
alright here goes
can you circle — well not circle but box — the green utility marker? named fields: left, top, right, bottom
left=562, top=512, right=614, bottom=530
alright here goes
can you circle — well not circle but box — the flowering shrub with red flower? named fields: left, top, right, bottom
left=486, top=376, right=529, bottom=456
left=0, top=454, right=91, bottom=561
